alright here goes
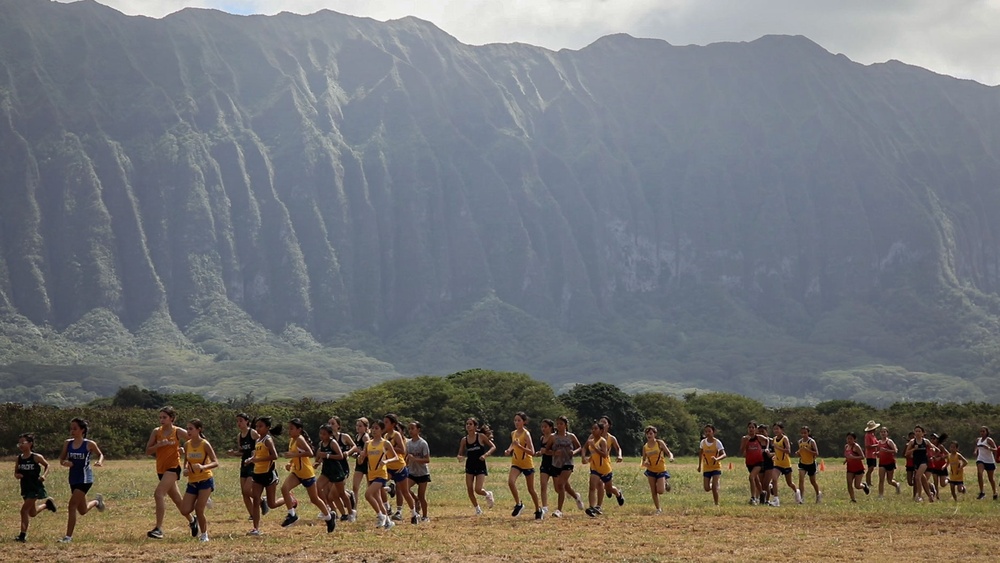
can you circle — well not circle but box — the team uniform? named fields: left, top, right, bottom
left=975, top=437, right=996, bottom=471
left=539, top=435, right=556, bottom=477
left=798, top=438, right=818, bottom=475
left=66, top=439, right=95, bottom=493
left=334, top=432, right=352, bottom=483
left=879, top=440, right=897, bottom=471
left=745, top=436, right=764, bottom=472
left=643, top=441, right=670, bottom=480
left=238, top=430, right=255, bottom=479
left=589, top=437, right=613, bottom=483
left=510, top=428, right=535, bottom=476
left=700, top=438, right=724, bottom=477
left=252, top=437, right=279, bottom=486
left=184, top=439, right=215, bottom=495
left=949, top=452, right=965, bottom=487
left=385, top=430, right=409, bottom=483
left=465, top=434, right=489, bottom=476
left=407, top=437, right=431, bottom=484
left=354, top=433, right=370, bottom=475
left=319, top=440, right=347, bottom=482
left=17, top=452, right=48, bottom=500
left=845, top=444, right=865, bottom=475
left=911, top=439, right=930, bottom=469
left=288, top=438, right=317, bottom=488
left=154, top=427, right=182, bottom=479
left=772, top=435, right=793, bottom=476
left=366, top=438, right=390, bottom=485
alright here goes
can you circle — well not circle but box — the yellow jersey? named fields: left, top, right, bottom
left=643, top=441, right=667, bottom=473
left=288, top=438, right=315, bottom=480
left=385, top=430, right=406, bottom=471
left=772, top=435, right=792, bottom=469
left=510, top=428, right=534, bottom=470
left=949, top=452, right=965, bottom=482
left=589, top=437, right=612, bottom=475
left=366, top=438, right=390, bottom=481
left=155, top=426, right=182, bottom=474
left=700, top=438, right=724, bottom=472
left=798, top=438, right=817, bottom=464
left=184, top=439, right=213, bottom=483
left=253, top=437, right=272, bottom=474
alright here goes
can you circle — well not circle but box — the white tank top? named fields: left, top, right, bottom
left=977, top=438, right=996, bottom=464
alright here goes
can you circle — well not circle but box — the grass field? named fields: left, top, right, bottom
left=3, top=457, right=999, bottom=561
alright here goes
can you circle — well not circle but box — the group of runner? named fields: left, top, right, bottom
left=699, top=419, right=1000, bottom=507
left=15, top=408, right=1000, bottom=543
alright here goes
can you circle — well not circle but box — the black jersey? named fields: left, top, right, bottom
left=465, top=434, right=487, bottom=473
left=239, top=430, right=255, bottom=463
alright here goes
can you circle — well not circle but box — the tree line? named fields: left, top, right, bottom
left=3, top=369, right=1000, bottom=460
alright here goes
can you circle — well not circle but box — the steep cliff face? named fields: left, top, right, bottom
left=2, top=0, right=1000, bottom=402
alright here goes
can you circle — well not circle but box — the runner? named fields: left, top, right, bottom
left=504, top=412, right=542, bottom=519
left=227, top=413, right=262, bottom=521
left=406, top=421, right=431, bottom=523
left=457, top=418, right=495, bottom=515
left=13, top=433, right=57, bottom=542
left=550, top=416, right=585, bottom=517
left=640, top=425, right=672, bottom=514
left=974, top=426, right=998, bottom=500
left=58, top=417, right=106, bottom=543
left=948, top=441, right=968, bottom=501
left=768, top=423, right=799, bottom=506
left=179, top=419, right=218, bottom=542
left=144, top=406, right=193, bottom=539
left=243, top=417, right=290, bottom=536
left=279, top=418, right=335, bottom=532
left=358, top=420, right=397, bottom=529
left=876, top=427, right=902, bottom=498
left=796, top=426, right=821, bottom=503
left=698, top=424, right=725, bottom=506
left=844, top=432, right=870, bottom=502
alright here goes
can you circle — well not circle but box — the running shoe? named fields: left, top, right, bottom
left=585, top=507, right=597, bottom=518
left=387, top=481, right=396, bottom=498
left=574, top=493, right=585, bottom=510
left=977, top=492, right=986, bottom=500
left=894, top=482, right=901, bottom=494
left=199, top=532, right=209, bottom=542
left=512, top=503, right=524, bottom=517
left=326, top=515, right=336, bottom=533
left=654, top=508, right=662, bottom=515
left=189, top=516, right=199, bottom=537
left=45, top=498, right=57, bottom=513
left=862, top=483, right=870, bottom=495
left=534, top=510, right=542, bottom=520
left=383, top=518, right=394, bottom=530
left=95, top=494, right=105, bottom=512
left=593, top=506, right=603, bottom=514
left=339, top=514, right=350, bottom=522
left=485, top=491, right=495, bottom=508
left=540, top=507, right=549, bottom=519
left=410, top=513, right=418, bottom=525
left=664, top=478, right=672, bottom=492
left=475, top=506, right=483, bottom=516
left=58, top=536, right=72, bottom=543
left=616, top=492, right=625, bottom=506
left=391, top=510, right=402, bottom=521
left=794, top=489, right=803, bottom=504
left=420, top=516, right=431, bottom=523
left=261, top=498, right=270, bottom=515
left=14, top=534, right=25, bottom=543
left=246, top=529, right=262, bottom=537
left=350, top=510, right=357, bottom=522
left=280, top=513, right=298, bottom=527
left=816, top=492, right=823, bottom=504
left=147, top=528, right=163, bottom=539
left=552, top=510, right=563, bottom=518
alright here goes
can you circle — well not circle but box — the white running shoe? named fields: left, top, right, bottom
left=246, top=529, right=261, bottom=537
left=58, top=536, right=72, bottom=543
left=475, top=506, right=483, bottom=516
left=816, top=492, right=823, bottom=504
left=654, top=508, right=662, bottom=515
left=485, top=491, right=495, bottom=509
left=552, top=510, right=562, bottom=518
left=349, top=511, right=357, bottom=522
left=199, top=533, right=209, bottom=542
left=95, top=494, right=106, bottom=512
left=383, top=518, right=394, bottom=530
left=540, top=506, right=549, bottom=519
left=768, top=497, right=780, bottom=507
left=794, top=489, right=803, bottom=504
left=574, top=493, right=585, bottom=510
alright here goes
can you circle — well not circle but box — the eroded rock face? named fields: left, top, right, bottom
left=2, top=0, right=1000, bottom=400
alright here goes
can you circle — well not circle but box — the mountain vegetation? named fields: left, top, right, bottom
left=2, top=0, right=1000, bottom=404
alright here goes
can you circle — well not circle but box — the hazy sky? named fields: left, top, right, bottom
left=61, top=0, right=1000, bottom=86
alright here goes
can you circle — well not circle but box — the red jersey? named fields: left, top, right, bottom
left=864, top=432, right=879, bottom=459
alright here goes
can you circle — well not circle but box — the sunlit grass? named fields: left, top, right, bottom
left=3, top=457, right=997, bottom=561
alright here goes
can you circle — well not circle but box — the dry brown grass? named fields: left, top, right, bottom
left=4, top=458, right=997, bottom=561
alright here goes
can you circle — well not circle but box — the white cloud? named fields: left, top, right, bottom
left=57, top=0, right=1000, bottom=85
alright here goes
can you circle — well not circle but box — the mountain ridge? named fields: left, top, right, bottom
left=2, top=0, right=1000, bottom=404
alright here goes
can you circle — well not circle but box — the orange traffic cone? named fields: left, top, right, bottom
left=819, top=459, right=826, bottom=472
left=728, top=462, right=733, bottom=470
